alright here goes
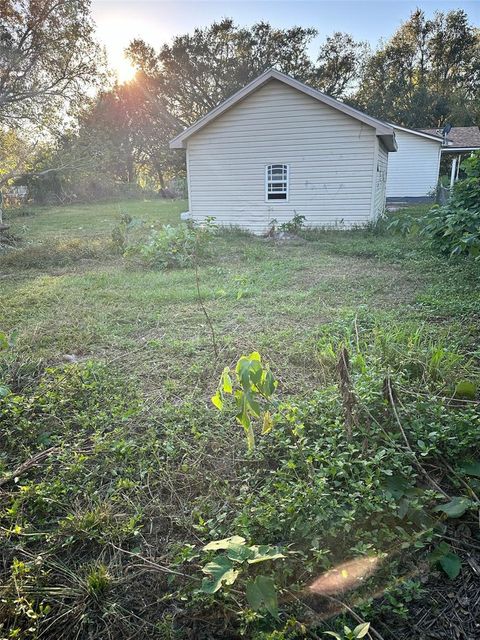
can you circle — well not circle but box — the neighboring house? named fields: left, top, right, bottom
left=170, top=69, right=397, bottom=234
left=421, top=126, right=480, bottom=154
left=386, top=126, right=443, bottom=202
left=421, top=126, right=480, bottom=187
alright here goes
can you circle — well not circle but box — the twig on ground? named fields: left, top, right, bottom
left=0, top=447, right=59, bottom=488
left=194, top=243, right=218, bottom=358
left=336, top=347, right=359, bottom=438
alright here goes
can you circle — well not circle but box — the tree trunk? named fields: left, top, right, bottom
left=157, top=167, right=166, bottom=191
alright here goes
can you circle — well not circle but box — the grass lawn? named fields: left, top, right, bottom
left=1, top=200, right=479, bottom=639
left=2, top=200, right=473, bottom=400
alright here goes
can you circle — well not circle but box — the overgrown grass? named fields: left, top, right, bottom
left=1, top=201, right=480, bottom=639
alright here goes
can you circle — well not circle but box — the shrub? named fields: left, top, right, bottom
left=111, top=214, right=143, bottom=254
left=129, top=218, right=217, bottom=269
left=421, top=152, right=480, bottom=258
left=279, top=212, right=306, bottom=233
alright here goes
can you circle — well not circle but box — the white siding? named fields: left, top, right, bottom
left=186, top=80, right=378, bottom=233
left=386, top=129, right=441, bottom=199
left=374, top=141, right=388, bottom=218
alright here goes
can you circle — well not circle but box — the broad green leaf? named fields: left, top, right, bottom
left=384, top=475, right=412, bottom=500
left=264, top=369, right=276, bottom=396
left=430, top=542, right=462, bottom=579
left=0, top=385, right=9, bottom=398
left=454, top=380, right=477, bottom=399
left=200, top=556, right=239, bottom=593
left=236, top=357, right=253, bottom=389
left=202, top=536, right=246, bottom=551
left=245, top=391, right=261, bottom=417
left=226, top=544, right=255, bottom=562
left=245, top=575, right=279, bottom=619
left=323, top=633, right=342, bottom=639
left=262, top=411, right=273, bottom=434
left=247, top=545, right=285, bottom=564
left=458, top=461, right=480, bottom=478
left=353, top=622, right=371, bottom=638
left=440, top=553, right=462, bottom=579
left=433, top=496, right=472, bottom=518
left=398, top=498, right=409, bottom=519
left=220, top=368, right=232, bottom=393
left=211, top=392, right=223, bottom=410
left=249, top=363, right=263, bottom=387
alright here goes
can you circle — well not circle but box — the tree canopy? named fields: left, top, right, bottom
left=1, top=6, right=479, bottom=201
left=353, top=9, right=480, bottom=127
left=0, top=0, right=105, bottom=131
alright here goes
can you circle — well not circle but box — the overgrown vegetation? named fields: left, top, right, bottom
left=125, top=217, right=217, bottom=269
left=1, top=200, right=480, bottom=639
left=388, top=153, right=480, bottom=261
left=421, top=151, right=480, bottom=258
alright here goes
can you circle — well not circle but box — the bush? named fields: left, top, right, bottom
left=129, top=218, right=217, bottom=269
left=111, top=214, right=144, bottom=254
left=421, top=152, right=480, bottom=258
left=279, top=212, right=306, bottom=233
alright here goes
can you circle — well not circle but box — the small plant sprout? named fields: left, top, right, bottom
left=86, top=563, right=111, bottom=598
left=324, top=622, right=371, bottom=639
left=211, top=352, right=277, bottom=451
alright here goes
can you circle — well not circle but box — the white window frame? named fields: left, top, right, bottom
left=265, top=164, right=289, bottom=202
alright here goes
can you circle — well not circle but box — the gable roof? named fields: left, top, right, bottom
left=170, top=68, right=397, bottom=151
left=391, top=124, right=443, bottom=143
left=421, top=126, right=480, bottom=151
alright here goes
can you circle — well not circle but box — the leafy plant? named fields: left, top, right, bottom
left=129, top=217, right=216, bottom=269
left=111, top=213, right=143, bottom=253
left=199, top=536, right=284, bottom=619
left=421, top=151, right=480, bottom=258
left=324, top=622, right=370, bottom=639
left=279, top=212, right=306, bottom=233
left=429, top=542, right=462, bottom=579
left=433, top=496, right=473, bottom=518
left=211, top=352, right=277, bottom=451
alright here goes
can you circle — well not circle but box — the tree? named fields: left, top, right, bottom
left=0, top=0, right=106, bottom=199
left=353, top=9, right=480, bottom=127
left=127, top=19, right=318, bottom=127
left=314, top=32, right=368, bottom=98
left=0, top=0, right=105, bottom=131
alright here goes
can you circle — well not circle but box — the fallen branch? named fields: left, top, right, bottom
left=0, top=447, right=59, bottom=488
left=194, top=239, right=218, bottom=358
left=336, top=347, right=359, bottom=438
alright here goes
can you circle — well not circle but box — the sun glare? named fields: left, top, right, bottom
left=115, top=56, right=137, bottom=83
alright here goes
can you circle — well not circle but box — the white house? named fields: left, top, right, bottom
left=170, top=69, right=397, bottom=234
left=386, top=126, right=443, bottom=202
left=421, top=126, right=480, bottom=188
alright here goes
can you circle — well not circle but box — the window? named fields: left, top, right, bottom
left=266, top=164, right=289, bottom=201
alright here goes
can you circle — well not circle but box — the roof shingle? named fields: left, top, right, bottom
left=420, top=126, right=480, bottom=149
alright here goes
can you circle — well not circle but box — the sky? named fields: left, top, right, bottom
left=91, top=1, right=480, bottom=80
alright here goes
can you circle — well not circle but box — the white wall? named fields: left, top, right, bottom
left=186, top=79, right=379, bottom=233
left=374, top=141, right=389, bottom=217
left=386, top=129, right=441, bottom=199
